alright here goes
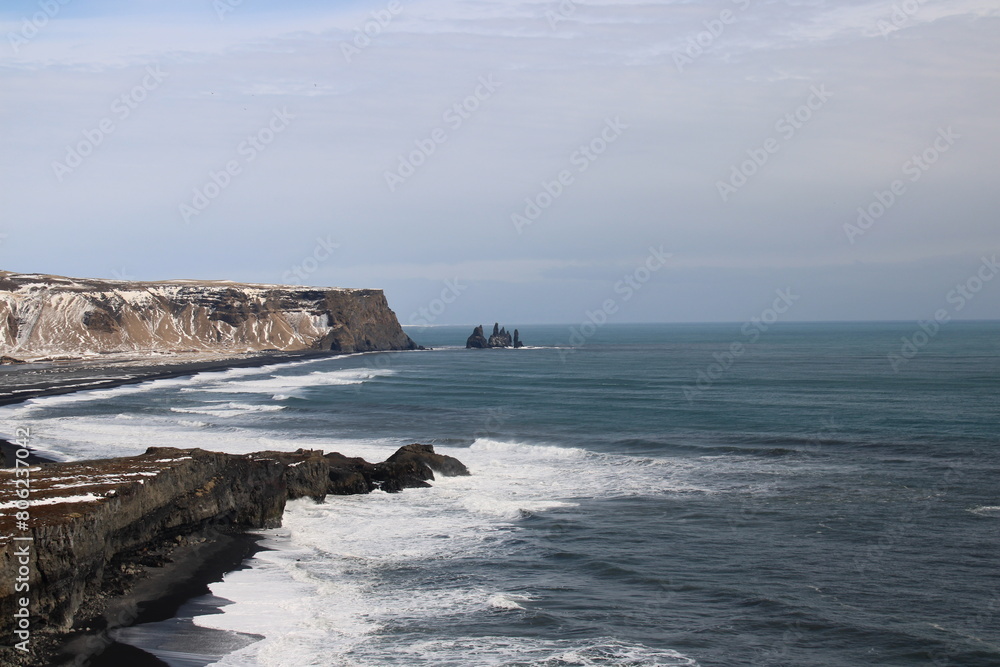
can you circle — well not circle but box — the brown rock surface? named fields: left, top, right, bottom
left=0, top=272, right=417, bottom=360
left=0, top=443, right=468, bottom=660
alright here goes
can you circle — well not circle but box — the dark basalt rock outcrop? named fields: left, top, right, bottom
left=466, top=323, right=525, bottom=349
left=488, top=323, right=512, bottom=348
left=466, top=325, right=488, bottom=349
left=0, top=443, right=469, bottom=658
left=376, top=443, right=471, bottom=491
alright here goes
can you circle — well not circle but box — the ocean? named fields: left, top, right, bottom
left=2, top=322, right=998, bottom=666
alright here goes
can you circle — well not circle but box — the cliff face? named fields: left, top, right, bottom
left=0, top=445, right=469, bottom=645
left=0, top=272, right=416, bottom=361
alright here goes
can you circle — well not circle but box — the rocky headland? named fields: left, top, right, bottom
left=0, top=272, right=419, bottom=362
left=466, top=323, right=524, bottom=349
left=0, top=271, right=448, bottom=664
left=0, top=443, right=468, bottom=665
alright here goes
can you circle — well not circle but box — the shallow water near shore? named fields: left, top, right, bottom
left=2, top=323, right=999, bottom=666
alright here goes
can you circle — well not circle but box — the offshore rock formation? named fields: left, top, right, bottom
left=465, top=325, right=488, bottom=348
left=488, top=323, right=512, bottom=348
left=0, top=272, right=417, bottom=361
left=0, top=444, right=468, bottom=649
left=466, top=323, right=525, bottom=349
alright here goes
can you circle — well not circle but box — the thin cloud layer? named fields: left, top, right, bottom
left=1, top=0, right=997, bottom=323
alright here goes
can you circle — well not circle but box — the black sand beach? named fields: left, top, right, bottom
left=57, top=531, right=266, bottom=667
left=0, top=352, right=331, bottom=666
left=2, top=434, right=266, bottom=665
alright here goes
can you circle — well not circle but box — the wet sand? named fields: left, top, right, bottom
left=57, top=532, right=266, bottom=667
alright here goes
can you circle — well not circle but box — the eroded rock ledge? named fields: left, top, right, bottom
left=0, top=444, right=468, bottom=661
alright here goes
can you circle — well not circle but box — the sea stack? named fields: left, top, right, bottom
left=466, top=323, right=524, bottom=349
left=466, top=325, right=488, bottom=348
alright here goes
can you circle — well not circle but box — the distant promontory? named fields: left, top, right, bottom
left=0, top=271, right=418, bottom=362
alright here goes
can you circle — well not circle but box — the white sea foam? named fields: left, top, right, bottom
left=182, top=368, right=395, bottom=397
left=194, top=438, right=718, bottom=666
left=487, top=593, right=531, bottom=611
left=386, top=638, right=698, bottom=666
left=0, top=366, right=727, bottom=666
left=0, top=355, right=382, bottom=430
left=968, top=505, right=1000, bottom=516
left=1, top=414, right=317, bottom=461
left=463, top=438, right=733, bottom=500
left=171, top=402, right=286, bottom=418
left=1, top=412, right=713, bottom=666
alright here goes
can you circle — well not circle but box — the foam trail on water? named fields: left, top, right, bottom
left=0, top=362, right=397, bottom=460
left=185, top=368, right=395, bottom=396
left=0, top=355, right=389, bottom=426
left=196, top=439, right=711, bottom=666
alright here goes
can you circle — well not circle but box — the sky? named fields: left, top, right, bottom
left=1, top=0, right=998, bottom=326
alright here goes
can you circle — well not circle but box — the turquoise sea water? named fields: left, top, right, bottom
left=2, top=322, right=998, bottom=666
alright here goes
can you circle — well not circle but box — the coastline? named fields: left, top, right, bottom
left=0, top=437, right=470, bottom=666
left=0, top=436, right=266, bottom=666
left=0, top=350, right=283, bottom=666
left=0, top=349, right=340, bottom=409
left=58, top=530, right=267, bottom=667
left=0, top=349, right=419, bottom=666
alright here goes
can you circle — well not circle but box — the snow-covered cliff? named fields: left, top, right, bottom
left=0, top=272, right=416, bottom=361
